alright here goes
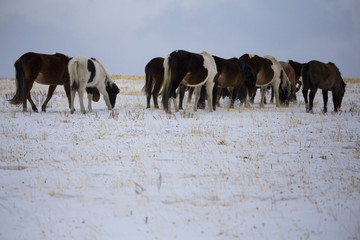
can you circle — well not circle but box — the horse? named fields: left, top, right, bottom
left=280, top=61, right=298, bottom=101
left=239, top=54, right=291, bottom=107
left=301, top=60, right=346, bottom=113
left=68, top=56, right=120, bottom=114
left=162, top=50, right=217, bottom=113
left=288, top=60, right=305, bottom=91
left=9, top=52, right=72, bottom=112
left=212, top=55, right=256, bottom=108
left=143, top=57, right=164, bottom=109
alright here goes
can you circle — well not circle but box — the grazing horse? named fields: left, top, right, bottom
left=280, top=61, right=298, bottom=101
left=302, top=60, right=346, bottom=113
left=68, top=56, right=120, bottom=114
left=213, top=56, right=256, bottom=108
left=240, top=54, right=291, bottom=107
left=143, top=57, right=164, bottom=109
left=9, top=52, right=72, bottom=112
left=162, top=50, right=217, bottom=113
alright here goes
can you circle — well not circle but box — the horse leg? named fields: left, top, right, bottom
left=259, top=87, right=266, bottom=108
left=308, top=89, right=317, bottom=113
left=245, top=88, right=251, bottom=108
left=42, top=85, right=57, bottom=112
left=273, top=85, right=280, bottom=107
left=302, top=89, right=309, bottom=111
left=26, top=81, right=38, bottom=112
left=146, top=91, right=151, bottom=109
left=332, top=93, right=339, bottom=112
left=70, top=88, right=76, bottom=114
left=193, top=86, right=201, bottom=112
left=179, top=85, right=186, bottom=110
left=78, top=88, right=86, bottom=114
left=270, top=86, right=274, bottom=104
left=188, top=87, right=194, bottom=103
left=63, top=79, right=72, bottom=109
left=152, top=81, right=162, bottom=109
left=206, top=81, right=214, bottom=112
left=322, top=90, right=328, bottom=113
left=198, top=85, right=207, bottom=109
left=230, top=86, right=240, bottom=108
left=87, top=93, right=93, bottom=112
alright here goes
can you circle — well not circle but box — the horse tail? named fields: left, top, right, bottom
left=281, top=69, right=291, bottom=97
left=9, top=59, right=27, bottom=105
left=162, top=55, right=171, bottom=111
left=302, top=63, right=310, bottom=89
left=143, top=63, right=152, bottom=96
left=69, top=60, right=79, bottom=90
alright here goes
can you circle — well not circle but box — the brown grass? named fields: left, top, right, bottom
left=111, top=75, right=144, bottom=81
left=344, top=78, right=360, bottom=83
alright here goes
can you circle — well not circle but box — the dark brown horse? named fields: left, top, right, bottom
left=10, top=52, right=72, bottom=112
left=213, top=56, right=256, bottom=108
left=288, top=60, right=305, bottom=91
left=143, top=57, right=164, bottom=109
left=162, top=50, right=217, bottom=113
left=302, top=60, right=346, bottom=113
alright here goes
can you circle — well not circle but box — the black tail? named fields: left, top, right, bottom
left=9, top=60, right=26, bottom=105
left=302, top=63, right=310, bottom=89
left=143, top=65, right=153, bottom=97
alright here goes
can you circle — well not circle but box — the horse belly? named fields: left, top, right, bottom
left=256, top=71, right=272, bottom=86
left=35, top=72, right=62, bottom=85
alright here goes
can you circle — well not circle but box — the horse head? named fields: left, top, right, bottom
left=106, top=79, right=120, bottom=108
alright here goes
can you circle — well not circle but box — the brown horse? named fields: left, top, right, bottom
left=288, top=60, right=304, bottom=91
left=302, top=60, right=346, bottom=113
left=239, top=54, right=291, bottom=107
left=143, top=57, right=164, bottom=109
left=280, top=61, right=298, bottom=101
left=162, top=50, right=217, bottom=113
left=10, top=52, right=72, bottom=112
left=213, top=55, right=256, bottom=108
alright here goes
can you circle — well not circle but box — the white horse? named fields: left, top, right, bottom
left=262, top=55, right=291, bottom=107
left=68, top=56, right=119, bottom=114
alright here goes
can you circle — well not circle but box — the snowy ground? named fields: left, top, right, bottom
left=0, top=77, right=359, bottom=240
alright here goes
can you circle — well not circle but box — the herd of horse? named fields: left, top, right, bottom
left=9, top=50, right=346, bottom=114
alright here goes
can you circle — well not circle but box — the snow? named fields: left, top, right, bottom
left=0, top=78, right=359, bottom=240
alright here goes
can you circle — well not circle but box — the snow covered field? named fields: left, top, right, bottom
left=0, top=77, right=359, bottom=240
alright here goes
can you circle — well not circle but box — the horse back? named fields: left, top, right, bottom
left=213, top=56, right=244, bottom=88
left=306, top=60, right=339, bottom=90
left=169, top=50, right=208, bottom=85
left=146, top=57, right=164, bottom=81
left=18, top=52, right=70, bottom=85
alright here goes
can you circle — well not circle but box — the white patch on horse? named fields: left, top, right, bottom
left=249, top=54, right=255, bottom=58
left=68, top=56, right=119, bottom=114
left=199, top=51, right=217, bottom=112
left=263, top=55, right=291, bottom=107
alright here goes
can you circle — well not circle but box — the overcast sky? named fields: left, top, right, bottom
left=0, top=0, right=359, bottom=77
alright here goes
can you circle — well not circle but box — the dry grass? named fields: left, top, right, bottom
left=111, top=75, right=144, bottom=81
left=344, top=78, right=360, bottom=83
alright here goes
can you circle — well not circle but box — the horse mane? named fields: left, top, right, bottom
left=288, top=60, right=304, bottom=75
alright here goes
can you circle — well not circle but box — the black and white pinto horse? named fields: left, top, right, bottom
left=162, top=50, right=217, bottom=113
left=68, top=56, right=119, bottom=114
left=240, top=54, right=291, bottom=107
